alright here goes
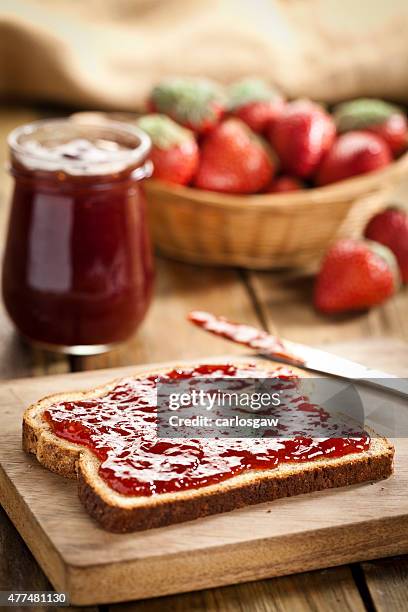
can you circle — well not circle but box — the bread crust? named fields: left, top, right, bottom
left=78, top=443, right=394, bottom=532
left=22, top=361, right=395, bottom=533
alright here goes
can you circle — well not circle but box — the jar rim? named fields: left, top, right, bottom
left=8, top=117, right=151, bottom=175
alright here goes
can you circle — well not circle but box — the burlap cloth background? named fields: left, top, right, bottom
left=1, top=0, right=408, bottom=110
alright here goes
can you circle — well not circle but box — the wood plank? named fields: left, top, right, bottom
left=361, top=556, right=408, bottom=612
left=110, top=566, right=364, bottom=612
left=0, top=505, right=53, bottom=593
left=323, top=337, right=408, bottom=376
left=0, top=346, right=406, bottom=606
left=0, top=507, right=96, bottom=612
left=74, top=258, right=259, bottom=371
left=247, top=268, right=408, bottom=345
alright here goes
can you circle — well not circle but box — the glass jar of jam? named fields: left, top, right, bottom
left=2, top=118, right=154, bottom=354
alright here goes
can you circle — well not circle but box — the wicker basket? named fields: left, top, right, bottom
left=70, top=112, right=408, bottom=269
left=145, top=154, right=408, bottom=269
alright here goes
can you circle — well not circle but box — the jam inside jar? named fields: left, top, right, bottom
left=2, top=119, right=154, bottom=354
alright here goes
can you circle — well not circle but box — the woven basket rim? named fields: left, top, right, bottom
left=145, top=150, right=408, bottom=210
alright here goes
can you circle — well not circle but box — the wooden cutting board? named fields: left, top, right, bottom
left=0, top=340, right=407, bottom=606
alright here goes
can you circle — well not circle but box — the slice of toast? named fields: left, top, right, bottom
left=23, top=361, right=394, bottom=533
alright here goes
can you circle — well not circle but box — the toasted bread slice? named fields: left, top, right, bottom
left=23, top=362, right=394, bottom=533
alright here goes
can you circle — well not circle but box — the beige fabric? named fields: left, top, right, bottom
left=1, top=0, right=408, bottom=110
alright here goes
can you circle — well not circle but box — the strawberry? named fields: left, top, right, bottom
left=227, top=78, right=285, bottom=133
left=194, top=119, right=275, bottom=194
left=137, top=114, right=199, bottom=185
left=316, top=131, right=392, bottom=186
left=364, top=207, right=408, bottom=283
left=265, top=176, right=304, bottom=193
left=314, top=239, right=399, bottom=314
left=148, top=77, right=226, bottom=135
left=334, top=98, right=408, bottom=155
left=268, top=100, right=336, bottom=178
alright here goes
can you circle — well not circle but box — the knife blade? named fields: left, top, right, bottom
left=188, top=311, right=408, bottom=400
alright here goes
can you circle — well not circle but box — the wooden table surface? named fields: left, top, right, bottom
left=1, top=106, right=408, bottom=612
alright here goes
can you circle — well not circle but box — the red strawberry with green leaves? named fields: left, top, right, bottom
left=364, top=207, right=408, bottom=283
left=334, top=98, right=408, bottom=155
left=268, top=100, right=336, bottom=178
left=316, top=131, right=392, bottom=186
left=265, top=176, right=304, bottom=193
left=314, top=239, right=399, bottom=314
left=137, top=114, right=199, bottom=185
left=194, top=119, right=275, bottom=194
left=148, top=77, right=226, bottom=135
left=228, top=78, right=285, bottom=133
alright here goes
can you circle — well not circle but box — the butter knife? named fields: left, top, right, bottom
left=188, top=311, right=408, bottom=400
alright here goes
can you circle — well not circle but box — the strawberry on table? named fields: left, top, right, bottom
left=316, top=131, right=392, bottom=186
left=268, top=100, right=335, bottom=178
left=227, top=78, right=285, bottom=133
left=364, top=207, right=408, bottom=283
left=265, top=176, right=304, bottom=193
left=314, top=239, right=399, bottom=314
left=194, top=119, right=275, bottom=194
left=334, top=98, right=408, bottom=155
left=137, top=114, right=199, bottom=185
left=148, top=77, right=226, bottom=135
